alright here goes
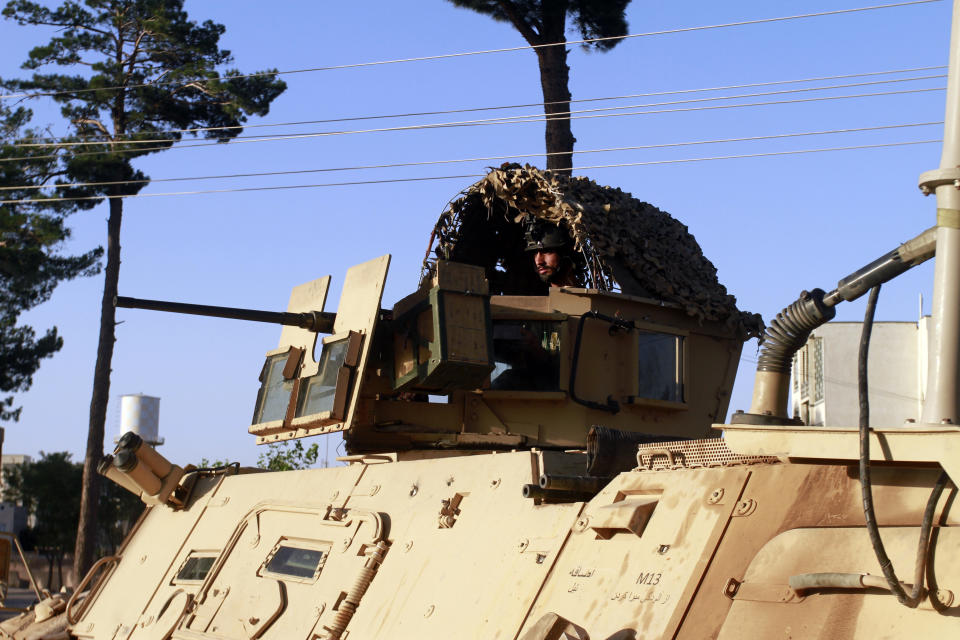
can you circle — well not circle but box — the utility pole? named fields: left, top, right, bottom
left=920, top=0, right=960, bottom=425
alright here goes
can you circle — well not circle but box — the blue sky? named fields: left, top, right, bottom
left=2, top=0, right=951, bottom=466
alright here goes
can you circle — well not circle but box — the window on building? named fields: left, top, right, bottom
left=813, top=337, right=824, bottom=403
left=793, top=355, right=800, bottom=392
left=799, top=347, right=809, bottom=400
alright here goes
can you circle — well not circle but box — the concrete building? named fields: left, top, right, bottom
left=0, top=454, right=32, bottom=535
left=1, top=454, right=32, bottom=469
left=791, top=317, right=931, bottom=427
left=0, top=502, right=28, bottom=535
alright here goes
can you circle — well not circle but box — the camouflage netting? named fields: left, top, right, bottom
left=423, top=164, right=764, bottom=339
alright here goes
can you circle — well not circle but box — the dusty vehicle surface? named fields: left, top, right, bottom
left=7, top=4, right=960, bottom=639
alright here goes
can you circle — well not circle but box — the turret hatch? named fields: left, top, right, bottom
left=249, top=255, right=390, bottom=443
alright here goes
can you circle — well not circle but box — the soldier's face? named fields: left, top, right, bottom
left=534, top=250, right=560, bottom=282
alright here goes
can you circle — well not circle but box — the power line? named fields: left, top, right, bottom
left=0, top=85, right=944, bottom=164
left=0, top=121, right=940, bottom=193
left=7, top=70, right=945, bottom=149
left=576, top=139, right=937, bottom=170
left=4, top=174, right=485, bottom=203
left=0, top=0, right=942, bottom=102
left=573, top=139, right=938, bottom=171
left=2, top=139, right=937, bottom=204
left=7, top=65, right=947, bottom=145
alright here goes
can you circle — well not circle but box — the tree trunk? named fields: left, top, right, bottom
left=535, top=3, right=574, bottom=176
left=74, top=195, right=122, bottom=581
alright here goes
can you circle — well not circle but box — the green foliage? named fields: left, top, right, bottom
left=447, top=0, right=631, bottom=49
left=2, top=452, right=82, bottom=567
left=0, top=103, right=103, bottom=422
left=257, top=440, right=320, bottom=471
left=1, top=0, right=287, bottom=414
left=3, top=0, right=287, bottom=161
left=1, top=451, right=143, bottom=557
left=97, top=472, right=144, bottom=553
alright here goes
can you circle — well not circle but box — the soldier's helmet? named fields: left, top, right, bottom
left=523, top=215, right=570, bottom=253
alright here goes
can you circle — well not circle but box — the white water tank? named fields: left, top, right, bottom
left=118, top=394, right=163, bottom=446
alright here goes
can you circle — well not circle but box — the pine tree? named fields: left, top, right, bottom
left=3, top=0, right=287, bottom=579
left=0, top=102, right=103, bottom=423
left=448, top=0, right=632, bottom=174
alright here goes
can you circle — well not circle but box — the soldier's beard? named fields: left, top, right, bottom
left=540, top=257, right=573, bottom=285
left=540, top=265, right=570, bottom=285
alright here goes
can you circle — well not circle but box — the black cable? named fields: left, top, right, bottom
left=0, top=86, right=945, bottom=165
left=925, top=484, right=957, bottom=612
left=192, top=461, right=240, bottom=475
left=2, top=139, right=941, bottom=205
left=911, top=472, right=948, bottom=599
left=6, top=73, right=946, bottom=149
left=857, top=284, right=911, bottom=603
left=1, top=121, right=941, bottom=194
left=858, top=284, right=948, bottom=607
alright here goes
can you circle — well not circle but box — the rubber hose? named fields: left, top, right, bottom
left=756, top=289, right=835, bottom=373
left=910, top=472, right=949, bottom=601
left=857, top=284, right=919, bottom=606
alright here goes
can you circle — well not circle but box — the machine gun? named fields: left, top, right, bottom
left=115, top=295, right=337, bottom=334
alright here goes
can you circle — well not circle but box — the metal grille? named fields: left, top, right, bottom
left=635, top=438, right=780, bottom=471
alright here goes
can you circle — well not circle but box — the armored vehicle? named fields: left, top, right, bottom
left=6, top=3, right=960, bottom=638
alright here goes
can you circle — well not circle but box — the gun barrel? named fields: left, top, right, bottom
left=115, top=295, right=336, bottom=333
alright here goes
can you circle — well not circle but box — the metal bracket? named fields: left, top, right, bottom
left=723, top=578, right=804, bottom=604
left=640, top=449, right=677, bottom=470
left=918, top=167, right=960, bottom=195
left=438, top=493, right=465, bottom=528
left=732, top=498, right=757, bottom=517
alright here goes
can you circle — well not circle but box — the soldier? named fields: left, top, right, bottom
left=524, top=216, right=579, bottom=288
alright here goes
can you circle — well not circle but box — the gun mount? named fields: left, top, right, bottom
left=113, top=254, right=749, bottom=456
